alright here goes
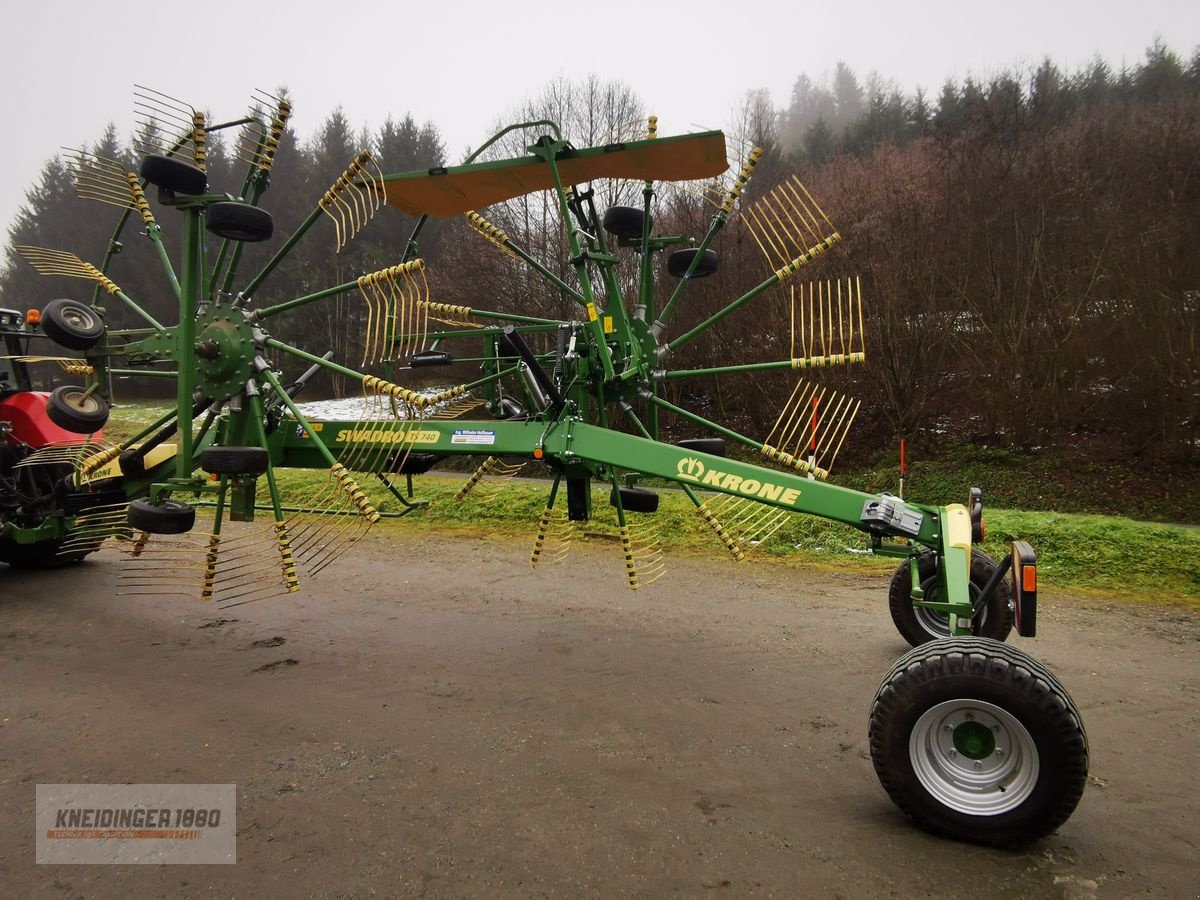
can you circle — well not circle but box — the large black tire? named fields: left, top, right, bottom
left=45, top=386, right=110, bottom=434
left=139, top=154, right=207, bottom=195
left=127, top=498, right=196, bottom=535
left=200, top=446, right=270, bottom=476
left=602, top=206, right=645, bottom=239
left=205, top=202, right=274, bottom=243
left=888, top=550, right=1013, bottom=647
left=868, top=637, right=1088, bottom=847
left=0, top=538, right=90, bottom=568
left=666, top=248, right=719, bottom=279
left=40, top=299, right=105, bottom=351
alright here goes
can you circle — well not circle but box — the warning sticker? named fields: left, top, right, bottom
left=451, top=429, right=497, bottom=446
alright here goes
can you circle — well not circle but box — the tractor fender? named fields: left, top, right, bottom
left=0, top=391, right=105, bottom=447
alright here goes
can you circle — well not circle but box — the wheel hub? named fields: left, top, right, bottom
left=909, top=699, right=1039, bottom=816
left=194, top=306, right=258, bottom=401
left=952, top=719, right=996, bottom=759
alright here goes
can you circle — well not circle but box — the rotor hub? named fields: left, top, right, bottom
left=194, top=306, right=258, bottom=401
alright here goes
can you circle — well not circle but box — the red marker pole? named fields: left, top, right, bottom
left=899, top=438, right=906, bottom=500
left=808, top=396, right=819, bottom=480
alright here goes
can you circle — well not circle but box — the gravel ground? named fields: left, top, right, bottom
left=1, top=531, right=1196, bottom=898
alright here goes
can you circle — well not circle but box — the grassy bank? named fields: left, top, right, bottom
left=102, top=403, right=1199, bottom=603
left=269, top=469, right=1199, bottom=604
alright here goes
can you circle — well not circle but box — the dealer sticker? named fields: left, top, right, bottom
left=451, top=429, right=496, bottom=446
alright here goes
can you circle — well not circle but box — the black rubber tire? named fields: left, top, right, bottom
left=45, top=386, right=110, bottom=434
left=200, top=446, right=270, bottom=476
left=390, top=452, right=441, bottom=476
left=602, top=206, right=645, bottom=239
left=678, top=437, right=726, bottom=457
left=667, top=248, right=719, bottom=279
left=40, top=299, right=105, bottom=351
left=888, top=550, right=1014, bottom=647
left=127, top=498, right=196, bottom=535
left=205, top=202, right=274, bottom=243
left=868, top=637, right=1088, bottom=847
left=139, top=154, right=207, bottom=195
left=611, top=485, right=659, bottom=513
left=0, top=538, right=90, bottom=568
left=118, top=449, right=146, bottom=477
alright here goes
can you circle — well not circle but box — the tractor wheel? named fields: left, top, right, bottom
left=205, top=202, right=274, bottom=243
left=139, top=154, right=207, bottom=195
left=868, top=637, right=1088, bottom=847
left=601, top=206, right=645, bottom=239
left=888, top=550, right=1013, bottom=647
left=0, top=538, right=90, bottom=568
left=667, top=248, right=719, bottom=279
left=40, top=299, right=105, bottom=351
left=45, top=386, right=110, bottom=434
left=200, top=446, right=270, bottom=476
left=127, top=498, right=196, bottom=535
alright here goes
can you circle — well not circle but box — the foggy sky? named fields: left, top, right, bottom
left=0, top=0, right=1196, bottom=260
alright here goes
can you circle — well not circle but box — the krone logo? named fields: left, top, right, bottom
left=677, top=457, right=705, bottom=482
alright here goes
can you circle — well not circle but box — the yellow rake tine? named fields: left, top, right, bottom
left=741, top=204, right=789, bottom=268
left=778, top=179, right=825, bottom=245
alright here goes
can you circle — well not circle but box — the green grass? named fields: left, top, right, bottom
left=104, top=402, right=1200, bottom=603
left=103, top=401, right=175, bottom=443
left=270, top=469, right=1200, bottom=604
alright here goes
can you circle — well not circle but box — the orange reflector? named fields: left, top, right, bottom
left=533, top=448, right=543, bottom=459
left=25, top=308, right=41, bottom=325
left=1022, top=564, right=1037, bottom=593
left=210, top=473, right=219, bottom=482
left=980, top=518, right=986, bottom=541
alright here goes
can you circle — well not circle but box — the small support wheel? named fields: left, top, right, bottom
left=389, top=452, right=441, bottom=476
left=40, top=299, right=105, bottom=350
left=888, top=550, right=1014, bottom=647
left=612, top=485, right=659, bottom=513
left=602, top=206, right=645, bottom=239
left=868, top=637, right=1088, bottom=847
left=139, top=154, right=207, bottom=195
left=45, top=386, right=109, bottom=434
left=667, top=248, right=719, bottom=279
left=205, top=202, right=274, bottom=243
left=200, top=446, right=270, bottom=476
left=127, top=498, right=196, bottom=535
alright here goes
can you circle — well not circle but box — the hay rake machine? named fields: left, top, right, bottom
left=0, top=90, right=1088, bottom=847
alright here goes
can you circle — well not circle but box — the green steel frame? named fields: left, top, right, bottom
left=12, top=109, right=981, bottom=632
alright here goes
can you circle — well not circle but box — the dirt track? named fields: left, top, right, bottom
left=1, top=532, right=1197, bottom=898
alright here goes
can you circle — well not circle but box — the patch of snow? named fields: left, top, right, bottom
left=296, top=388, right=457, bottom=421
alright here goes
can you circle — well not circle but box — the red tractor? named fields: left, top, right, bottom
left=0, top=305, right=111, bottom=566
